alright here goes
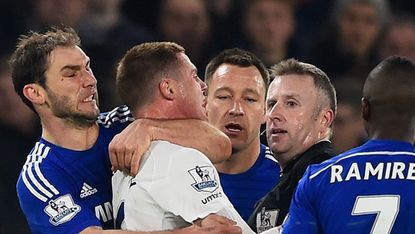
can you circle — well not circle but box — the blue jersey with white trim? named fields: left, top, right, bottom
left=219, top=144, right=280, bottom=221
left=16, top=106, right=133, bottom=234
left=283, top=140, right=415, bottom=234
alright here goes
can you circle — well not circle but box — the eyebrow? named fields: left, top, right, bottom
left=267, top=93, right=301, bottom=102
left=215, top=87, right=261, bottom=96
left=60, top=65, right=81, bottom=72
left=283, top=94, right=301, bottom=99
left=60, top=59, right=90, bottom=72
left=191, top=67, right=198, bottom=76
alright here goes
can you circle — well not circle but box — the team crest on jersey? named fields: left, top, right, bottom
left=256, top=207, right=278, bottom=233
left=188, top=165, right=218, bottom=193
left=44, top=194, right=81, bottom=226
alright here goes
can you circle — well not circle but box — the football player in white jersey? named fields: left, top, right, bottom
left=112, top=42, right=254, bottom=233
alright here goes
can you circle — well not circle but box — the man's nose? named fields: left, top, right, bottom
left=229, top=100, right=244, bottom=116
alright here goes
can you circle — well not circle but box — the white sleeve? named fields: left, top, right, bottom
left=260, top=226, right=281, bottom=234
left=148, top=146, right=254, bottom=233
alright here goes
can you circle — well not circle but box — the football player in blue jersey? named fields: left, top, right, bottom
left=10, top=27, right=239, bottom=234
left=282, top=56, right=415, bottom=233
left=248, top=58, right=337, bottom=232
left=203, top=48, right=280, bottom=221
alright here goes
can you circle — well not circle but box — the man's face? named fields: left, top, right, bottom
left=206, top=64, right=266, bottom=151
left=43, top=46, right=99, bottom=126
left=380, top=23, right=415, bottom=62
left=266, top=75, right=322, bottom=161
left=245, top=0, right=294, bottom=52
left=175, top=52, right=207, bottom=120
left=338, top=3, right=381, bottom=56
left=332, top=103, right=365, bottom=153
left=160, top=0, right=210, bottom=48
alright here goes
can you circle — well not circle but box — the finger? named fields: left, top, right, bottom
left=229, top=226, right=242, bottom=234
left=124, top=150, right=132, bottom=173
left=109, top=143, right=120, bottom=172
left=130, top=149, right=141, bottom=176
left=118, top=149, right=126, bottom=173
left=200, top=225, right=242, bottom=234
left=206, top=214, right=236, bottom=225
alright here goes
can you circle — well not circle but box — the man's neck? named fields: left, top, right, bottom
left=41, top=115, right=99, bottom=151
left=215, top=138, right=261, bottom=174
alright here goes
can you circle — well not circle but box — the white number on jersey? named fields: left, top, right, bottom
left=352, top=195, right=400, bottom=234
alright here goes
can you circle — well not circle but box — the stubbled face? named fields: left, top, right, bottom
left=266, top=75, right=323, bottom=161
left=206, top=64, right=266, bottom=151
left=338, top=3, right=381, bottom=56
left=159, top=0, right=210, bottom=48
left=332, top=103, right=365, bottom=153
left=380, top=23, right=415, bottom=62
left=245, top=0, right=294, bottom=52
left=175, top=52, right=207, bottom=120
left=44, top=46, right=99, bottom=126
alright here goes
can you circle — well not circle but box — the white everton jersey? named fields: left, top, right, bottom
left=112, top=140, right=253, bottom=233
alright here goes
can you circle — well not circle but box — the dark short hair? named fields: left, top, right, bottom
left=9, top=27, right=80, bottom=112
left=205, top=48, right=269, bottom=92
left=270, top=58, right=337, bottom=116
left=116, top=42, right=185, bottom=112
left=242, top=0, right=296, bottom=16
left=364, top=56, right=415, bottom=117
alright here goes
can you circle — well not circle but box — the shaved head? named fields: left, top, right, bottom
left=362, top=56, right=415, bottom=141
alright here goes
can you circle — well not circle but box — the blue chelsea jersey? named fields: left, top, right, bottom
left=283, top=139, right=415, bottom=234
left=219, top=144, right=280, bottom=221
left=16, top=106, right=133, bottom=234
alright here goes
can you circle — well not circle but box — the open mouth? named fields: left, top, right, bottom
left=83, top=93, right=96, bottom=103
left=225, top=123, right=243, bottom=133
left=271, top=128, right=287, bottom=134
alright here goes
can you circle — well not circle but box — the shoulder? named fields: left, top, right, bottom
left=306, top=146, right=364, bottom=181
left=17, top=142, right=63, bottom=202
left=97, top=105, right=134, bottom=129
left=262, top=145, right=279, bottom=165
left=144, top=141, right=214, bottom=179
left=151, top=141, right=211, bottom=163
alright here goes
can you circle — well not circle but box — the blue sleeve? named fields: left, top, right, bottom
left=17, top=162, right=101, bottom=234
left=282, top=167, right=318, bottom=234
left=97, top=105, right=134, bottom=135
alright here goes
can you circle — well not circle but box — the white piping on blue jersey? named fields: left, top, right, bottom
left=97, top=105, right=134, bottom=128
left=22, top=142, right=59, bottom=202
left=265, top=147, right=279, bottom=164
left=309, top=151, right=415, bottom=180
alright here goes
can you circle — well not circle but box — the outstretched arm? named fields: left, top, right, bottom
left=109, top=119, right=231, bottom=175
left=81, top=214, right=241, bottom=234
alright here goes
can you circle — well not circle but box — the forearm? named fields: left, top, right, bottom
left=147, top=119, right=231, bottom=163
left=81, top=224, right=218, bottom=234
left=81, top=226, right=180, bottom=234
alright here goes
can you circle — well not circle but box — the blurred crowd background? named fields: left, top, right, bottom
left=0, top=0, right=414, bottom=233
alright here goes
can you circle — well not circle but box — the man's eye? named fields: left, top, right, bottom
left=286, top=101, right=297, bottom=107
left=217, top=96, right=228, bottom=100
left=246, top=97, right=257, bottom=102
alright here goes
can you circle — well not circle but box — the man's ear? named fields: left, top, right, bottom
left=159, top=79, right=175, bottom=100
left=320, top=108, right=335, bottom=129
left=361, top=97, right=370, bottom=121
left=23, top=83, right=46, bottom=105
